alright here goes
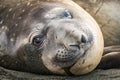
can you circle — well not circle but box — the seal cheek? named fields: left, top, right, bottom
left=41, top=53, right=67, bottom=75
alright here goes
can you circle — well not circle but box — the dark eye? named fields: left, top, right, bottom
left=63, top=10, right=72, bottom=18
left=32, top=35, right=44, bottom=46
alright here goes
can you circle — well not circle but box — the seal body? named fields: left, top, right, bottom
left=0, top=0, right=103, bottom=75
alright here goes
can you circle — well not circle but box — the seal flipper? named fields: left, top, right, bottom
left=103, top=45, right=120, bottom=55
left=97, top=45, right=120, bottom=69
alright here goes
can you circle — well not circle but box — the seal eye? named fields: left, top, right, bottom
left=32, top=35, right=44, bottom=46
left=63, top=10, right=72, bottom=18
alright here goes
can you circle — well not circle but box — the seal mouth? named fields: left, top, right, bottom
left=56, top=51, right=80, bottom=62
left=54, top=49, right=83, bottom=67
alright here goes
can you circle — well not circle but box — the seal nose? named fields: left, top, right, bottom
left=81, top=35, right=87, bottom=43
left=69, top=34, right=87, bottom=49
left=54, top=20, right=89, bottom=51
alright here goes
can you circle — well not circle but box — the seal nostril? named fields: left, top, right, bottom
left=81, top=35, right=87, bottom=43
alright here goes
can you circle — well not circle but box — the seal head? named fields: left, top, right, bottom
left=0, top=0, right=103, bottom=75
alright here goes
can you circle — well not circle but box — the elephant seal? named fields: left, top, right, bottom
left=73, top=0, right=120, bottom=69
left=0, top=0, right=103, bottom=75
